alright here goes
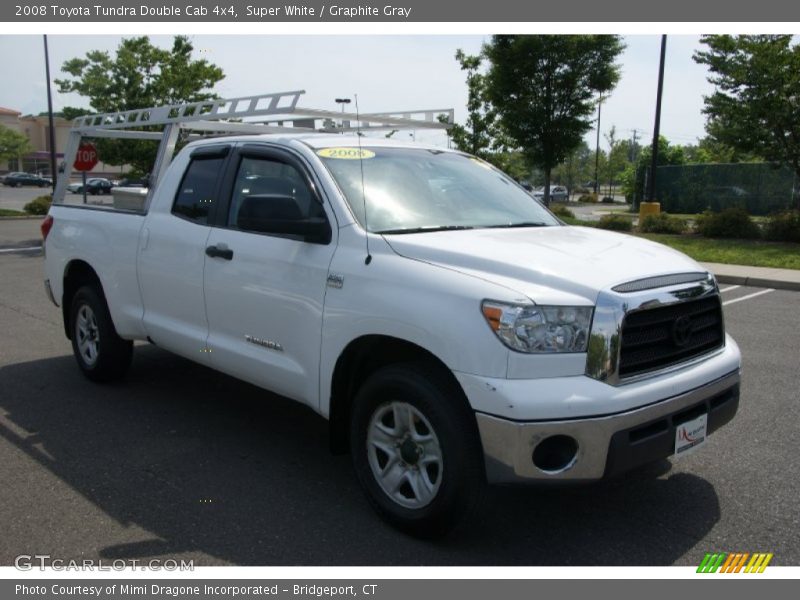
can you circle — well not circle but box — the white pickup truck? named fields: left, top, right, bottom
left=42, top=107, right=741, bottom=536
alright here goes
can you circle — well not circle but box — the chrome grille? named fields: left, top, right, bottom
left=618, top=296, right=724, bottom=377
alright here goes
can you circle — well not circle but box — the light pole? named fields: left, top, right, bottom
left=647, top=35, right=667, bottom=203
left=335, top=98, right=351, bottom=134
left=594, top=94, right=603, bottom=197
left=43, top=35, right=57, bottom=192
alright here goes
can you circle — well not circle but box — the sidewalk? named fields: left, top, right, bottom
left=701, top=262, right=800, bottom=292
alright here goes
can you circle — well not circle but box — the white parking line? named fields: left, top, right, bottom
left=719, top=285, right=741, bottom=293
left=0, top=246, right=42, bottom=254
left=722, top=289, right=774, bottom=306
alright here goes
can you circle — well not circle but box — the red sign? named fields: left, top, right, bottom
left=73, top=142, right=98, bottom=172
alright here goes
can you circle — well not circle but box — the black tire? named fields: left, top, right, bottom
left=350, top=363, right=485, bottom=538
left=69, top=285, right=133, bottom=382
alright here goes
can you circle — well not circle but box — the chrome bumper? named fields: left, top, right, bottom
left=476, top=369, right=740, bottom=483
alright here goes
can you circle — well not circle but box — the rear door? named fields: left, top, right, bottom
left=137, top=145, right=230, bottom=359
left=202, top=144, right=337, bottom=406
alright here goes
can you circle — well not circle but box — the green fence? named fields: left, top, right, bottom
left=653, top=163, right=797, bottom=216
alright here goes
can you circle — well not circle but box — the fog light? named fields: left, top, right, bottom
left=532, top=435, right=579, bottom=473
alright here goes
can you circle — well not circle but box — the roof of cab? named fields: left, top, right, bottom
left=190, top=133, right=452, bottom=153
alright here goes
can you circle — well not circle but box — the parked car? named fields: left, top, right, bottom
left=43, top=134, right=741, bottom=536
left=67, top=178, right=114, bottom=195
left=533, top=185, right=569, bottom=202
left=116, top=177, right=148, bottom=188
left=2, top=172, right=51, bottom=187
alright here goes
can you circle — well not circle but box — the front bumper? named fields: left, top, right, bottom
left=476, top=369, right=740, bottom=483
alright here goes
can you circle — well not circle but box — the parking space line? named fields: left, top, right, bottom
left=0, top=246, right=42, bottom=254
left=722, top=289, right=774, bottom=306
left=719, top=285, right=741, bottom=293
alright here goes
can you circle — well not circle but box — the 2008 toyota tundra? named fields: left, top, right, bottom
left=42, top=98, right=741, bottom=536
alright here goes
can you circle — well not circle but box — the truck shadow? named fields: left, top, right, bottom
left=0, top=346, right=720, bottom=565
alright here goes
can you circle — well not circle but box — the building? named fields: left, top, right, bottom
left=0, top=107, right=126, bottom=178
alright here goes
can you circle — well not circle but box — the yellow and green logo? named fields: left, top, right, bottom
left=697, top=552, right=773, bottom=573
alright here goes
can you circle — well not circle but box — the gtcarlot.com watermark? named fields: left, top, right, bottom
left=15, top=554, right=194, bottom=571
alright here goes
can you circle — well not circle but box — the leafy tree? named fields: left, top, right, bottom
left=0, top=124, right=31, bottom=165
left=601, top=126, right=630, bottom=198
left=483, top=35, right=625, bottom=205
left=694, top=35, right=800, bottom=203
left=56, top=36, right=224, bottom=174
left=551, top=141, right=595, bottom=196
left=36, top=107, right=93, bottom=121
left=444, top=50, right=502, bottom=160
left=682, top=137, right=762, bottom=164
left=491, top=150, right=532, bottom=182
left=621, top=136, right=685, bottom=203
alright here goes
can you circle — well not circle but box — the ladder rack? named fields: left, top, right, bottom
left=54, top=90, right=454, bottom=206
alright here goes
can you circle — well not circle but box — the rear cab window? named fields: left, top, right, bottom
left=172, top=156, right=226, bottom=224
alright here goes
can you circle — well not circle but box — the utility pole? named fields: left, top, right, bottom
left=594, top=94, right=603, bottom=196
left=335, top=97, right=351, bottom=134
left=647, top=35, right=667, bottom=203
left=43, top=35, right=57, bottom=193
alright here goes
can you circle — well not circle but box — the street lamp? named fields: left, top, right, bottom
left=335, top=98, right=351, bottom=134
left=594, top=93, right=603, bottom=197
left=647, top=35, right=668, bottom=204
left=43, top=35, right=57, bottom=192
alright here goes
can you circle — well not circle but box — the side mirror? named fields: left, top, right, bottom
left=236, top=194, right=331, bottom=244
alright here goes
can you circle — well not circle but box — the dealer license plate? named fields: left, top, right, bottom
left=674, top=413, right=708, bottom=456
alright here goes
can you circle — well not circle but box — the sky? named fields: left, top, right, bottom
left=0, top=34, right=715, bottom=151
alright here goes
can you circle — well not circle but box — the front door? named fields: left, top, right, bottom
left=203, top=145, right=337, bottom=406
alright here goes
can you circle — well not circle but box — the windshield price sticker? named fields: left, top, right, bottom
left=317, top=148, right=376, bottom=160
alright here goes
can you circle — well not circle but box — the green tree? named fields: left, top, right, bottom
left=483, top=35, right=625, bottom=205
left=551, top=141, right=594, bottom=197
left=694, top=35, right=800, bottom=202
left=56, top=36, right=224, bottom=174
left=444, top=50, right=502, bottom=160
left=682, top=137, right=762, bottom=164
left=0, top=124, right=31, bottom=166
left=621, top=136, right=685, bottom=203
left=602, top=126, right=630, bottom=198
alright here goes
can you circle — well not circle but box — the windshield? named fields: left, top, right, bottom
left=316, top=147, right=560, bottom=233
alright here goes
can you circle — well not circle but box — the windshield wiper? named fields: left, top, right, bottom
left=376, top=225, right=476, bottom=234
left=484, top=222, right=550, bottom=229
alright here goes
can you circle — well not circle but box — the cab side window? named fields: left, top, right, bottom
left=172, top=157, right=224, bottom=224
left=228, top=156, right=324, bottom=232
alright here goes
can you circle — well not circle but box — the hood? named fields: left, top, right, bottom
left=383, top=225, right=707, bottom=303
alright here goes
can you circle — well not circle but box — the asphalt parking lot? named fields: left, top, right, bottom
left=0, top=245, right=798, bottom=566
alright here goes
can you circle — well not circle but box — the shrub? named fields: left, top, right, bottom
left=24, top=195, right=52, bottom=216
left=639, top=213, right=687, bottom=235
left=764, top=210, right=800, bottom=243
left=578, top=193, right=598, bottom=203
left=601, top=196, right=615, bottom=204
left=550, top=204, right=575, bottom=219
left=695, top=208, right=760, bottom=239
left=597, top=214, right=633, bottom=232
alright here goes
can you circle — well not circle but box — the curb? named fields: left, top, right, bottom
left=0, top=215, right=43, bottom=220
left=714, top=273, right=800, bottom=292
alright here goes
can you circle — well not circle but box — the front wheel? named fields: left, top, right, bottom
left=69, top=286, right=133, bottom=382
left=350, top=363, right=485, bottom=537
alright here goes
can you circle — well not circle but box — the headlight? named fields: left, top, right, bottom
left=481, top=301, right=593, bottom=353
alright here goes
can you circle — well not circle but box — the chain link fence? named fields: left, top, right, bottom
left=651, top=163, right=798, bottom=215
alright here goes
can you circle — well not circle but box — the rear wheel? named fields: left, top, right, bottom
left=69, top=286, right=133, bottom=382
left=350, top=363, right=485, bottom=537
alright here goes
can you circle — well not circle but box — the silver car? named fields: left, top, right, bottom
left=533, top=185, right=569, bottom=202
